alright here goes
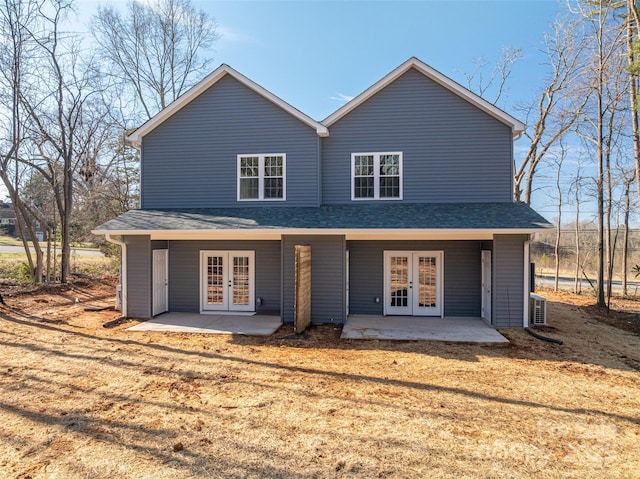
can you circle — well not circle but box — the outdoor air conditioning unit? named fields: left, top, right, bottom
left=529, top=293, right=547, bottom=326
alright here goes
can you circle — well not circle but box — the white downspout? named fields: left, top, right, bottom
left=523, top=237, right=531, bottom=327
left=105, top=233, right=127, bottom=317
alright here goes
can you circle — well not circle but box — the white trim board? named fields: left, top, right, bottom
left=237, top=153, right=287, bottom=202
left=322, top=57, right=525, bottom=138
left=92, top=227, right=551, bottom=241
left=126, top=64, right=329, bottom=146
left=126, top=58, right=525, bottom=146
left=351, top=152, right=403, bottom=201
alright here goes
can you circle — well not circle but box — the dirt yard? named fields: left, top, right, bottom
left=0, top=279, right=638, bottom=479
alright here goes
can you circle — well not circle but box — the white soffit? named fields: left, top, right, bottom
left=322, top=57, right=525, bottom=137
left=91, top=228, right=550, bottom=241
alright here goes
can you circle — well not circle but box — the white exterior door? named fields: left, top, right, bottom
left=481, top=250, right=492, bottom=323
left=200, top=251, right=255, bottom=312
left=152, top=249, right=168, bottom=316
left=384, top=251, right=443, bottom=317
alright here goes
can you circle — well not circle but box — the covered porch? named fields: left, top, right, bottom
left=125, top=312, right=507, bottom=343
left=341, top=315, right=508, bottom=342
left=127, top=312, right=282, bottom=336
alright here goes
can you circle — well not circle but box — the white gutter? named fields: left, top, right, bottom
left=523, top=237, right=531, bottom=327
left=105, top=233, right=127, bottom=317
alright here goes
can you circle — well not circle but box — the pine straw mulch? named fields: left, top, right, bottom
left=0, top=282, right=638, bottom=479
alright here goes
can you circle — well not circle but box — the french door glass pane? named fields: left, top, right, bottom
left=390, top=256, right=409, bottom=307
left=207, top=256, right=224, bottom=305
left=417, top=256, right=437, bottom=308
left=232, top=256, right=250, bottom=305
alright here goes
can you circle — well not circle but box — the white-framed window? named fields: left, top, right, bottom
left=237, top=154, right=286, bottom=201
left=351, top=152, right=402, bottom=200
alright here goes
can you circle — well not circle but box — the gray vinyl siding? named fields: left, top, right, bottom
left=282, top=235, right=345, bottom=323
left=167, top=240, right=281, bottom=313
left=125, top=235, right=151, bottom=319
left=152, top=240, right=168, bottom=250
left=348, top=240, right=482, bottom=317
left=141, top=74, right=319, bottom=208
left=493, top=234, right=527, bottom=327
left=322, top=68, right=514, bottom=204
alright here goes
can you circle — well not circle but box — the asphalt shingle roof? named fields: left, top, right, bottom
left=93, top=202, right=552, bottom=233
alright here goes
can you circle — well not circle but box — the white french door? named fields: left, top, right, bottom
left=200, top=251, right=255, bottom=312
left=384, top=251, right=443, bottom=317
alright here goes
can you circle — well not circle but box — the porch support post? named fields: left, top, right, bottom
left=493, top=234, right=528, bottom=327
left=523, top=237, right=531, bottom=327
left=105, top=233, right=127, bottom=317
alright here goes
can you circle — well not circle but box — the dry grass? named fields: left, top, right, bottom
left=0, top=252, right=116, bottom=283
left=0, top=282, right=638, bottom=478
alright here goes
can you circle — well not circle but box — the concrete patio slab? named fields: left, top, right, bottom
left=341, top=315, right=509, bottom=342
left=128, top=312, right=282, bottom=336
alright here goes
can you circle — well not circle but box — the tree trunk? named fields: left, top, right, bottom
left=628, top=1, right=640, bottom=215
left=554, top=155, right=563, bottom=292
left=60, top=164, right=73, bottom=282
left=605, top=140, right=614, bottom=309
left=574, top=171, right=582, bottom=294
left=596, top=8, right=606, bottom=308
left=622, top=176, right=634, bottom=296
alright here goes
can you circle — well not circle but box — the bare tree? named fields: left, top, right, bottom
left=16, top=0, right=118, bottom=282
left=626, top=1, right=640, bottom=214
left=0, top=0, right=51, bottom=282
left=515, top=18, right=588, bottom=205
left=463, top=47, right=522, bottom=108
left=570, top=0, right=627, bottom=308
left=71, top=136, right=140, bottom=242
left=569, top=163, right=586, bottom=294
left=551, top=140, right=568, bottom=291
left=91, top=0, right=219, bottom=122
left=621, top=171, right=635, bottom=296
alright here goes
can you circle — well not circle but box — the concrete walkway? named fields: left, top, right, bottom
left=341, top=315, right=508, bottom=342
left=128, top=312, right=282, bottom=336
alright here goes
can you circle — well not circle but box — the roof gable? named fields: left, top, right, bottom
left=322, top=57, right=525, bottom=138
left=126, top=64, right=329, bottom=146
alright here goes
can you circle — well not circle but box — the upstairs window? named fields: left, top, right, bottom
left=352, top=152, right=402, bottom=200
left=238, top=154, right=286, bottom=201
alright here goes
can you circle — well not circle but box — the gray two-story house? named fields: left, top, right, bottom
left=93, top=57, right=551, bottom=330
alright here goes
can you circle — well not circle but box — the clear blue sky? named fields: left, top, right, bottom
left=207, top=0, right=562, bottom=120
left=80, top=0, right=563, bottom=119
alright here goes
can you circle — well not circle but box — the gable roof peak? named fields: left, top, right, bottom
left=322, top=57, right=525, bottom=138
left=126, top=63, right=329, bottom=146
